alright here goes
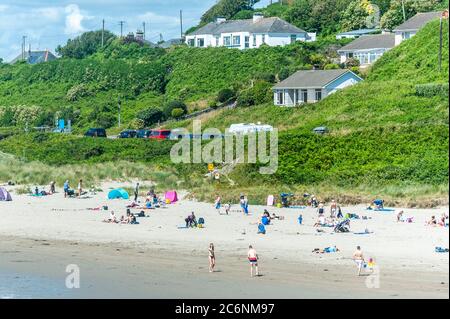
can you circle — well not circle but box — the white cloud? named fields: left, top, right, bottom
left=65, top=4, right=86, bottom=35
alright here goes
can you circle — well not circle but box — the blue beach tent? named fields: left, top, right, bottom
left=108, top=188, right=129, bottom=200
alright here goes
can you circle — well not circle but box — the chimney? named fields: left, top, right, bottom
left=253, top=13, right=264, bottom=23
left=216, top=17, right=226, bottom=24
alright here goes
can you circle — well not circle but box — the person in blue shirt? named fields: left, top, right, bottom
left=257, top=223, right=266, bottom=234
left=298, top=214, right=303, bottom=225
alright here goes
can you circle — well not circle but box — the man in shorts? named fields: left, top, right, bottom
left=247, top=245, right=259, bottom=277
left=353, top=246, right=365, bottom=276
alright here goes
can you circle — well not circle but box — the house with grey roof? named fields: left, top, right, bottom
left=272, top=69, right=362, bottom=107
left=336, top=28, right=380, bottom=40
left=185, top=13, right=315, bottom=50
left=10, top=49, right=57, bottom=65
left=337, top=33, right=395, bottom=66
left=393, top=11, right=444, bottom=46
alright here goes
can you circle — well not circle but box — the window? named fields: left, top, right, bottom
left=197, top=38, right=205, bottom=47
left=347, top=52, right=354, bottom=58
left=262, top=34, right=266, bottom=44
left=232, top=35, right=241, bottom=46
left=301, top=89, right=308, bottom=103
left=277, top=91, right=284, bottom=105
left=215, top=36, right=220, bottom=46
left=245, top=36, right=250, bottom=48
left=315, top=89, right=322, bottom=101
left=253, top=35, right=257, bottom=47
left=290, top=34, right=297, bottom=44
left=402, top=32, right=411, bottom=40
left=224, top=36, right=231, bottom=47
left=187, top=39, right=195, bottom=47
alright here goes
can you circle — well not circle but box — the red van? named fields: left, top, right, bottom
left=149, top=129, right=171, bottom=140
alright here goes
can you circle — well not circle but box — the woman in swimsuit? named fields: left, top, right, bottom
left=208, top=243, right=216, bottom=273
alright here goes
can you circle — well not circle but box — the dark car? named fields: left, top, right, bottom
left=118, top=130, right=137, bottom=138
left=136, top=129, right=151, bottom=138
left=84, top=128, right=107, bottom=138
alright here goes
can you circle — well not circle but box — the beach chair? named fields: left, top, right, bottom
left=334, top=219, right=350, bottom=233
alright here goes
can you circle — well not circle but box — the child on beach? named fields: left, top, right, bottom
left=298, top=214, right=303, bottom=225
left=77, top=179, right=83, bottom=197
left=247, top=245, right=259, bottom=277
left=208, top=243, right=216, bottom=273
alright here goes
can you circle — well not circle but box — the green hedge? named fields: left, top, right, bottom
left=415, top=83, right=449, bottom=98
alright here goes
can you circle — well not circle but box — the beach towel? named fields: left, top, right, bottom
left=267, top=195, right=274, bottom=206
left=107, top=188, right=129, bottom=200
left=288, top=206, right=307, bottom=209
left=165, top=190, right=178, bottom=203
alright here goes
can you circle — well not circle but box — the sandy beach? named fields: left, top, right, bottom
left=0, top=182, right=448, bottom=298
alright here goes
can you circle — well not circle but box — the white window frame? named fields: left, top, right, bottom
left=315, top=89, right=322, bottom=101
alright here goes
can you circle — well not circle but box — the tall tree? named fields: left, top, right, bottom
left=201, top=0, right=261, bottom=24
left=380, top=0, right=442, bottom=30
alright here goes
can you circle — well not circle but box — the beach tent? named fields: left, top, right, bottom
left=165, top=190, right=178, bottom=203
left=0, top=187, right=12, bottom=201
left=107, top=188, right=129, bottom=200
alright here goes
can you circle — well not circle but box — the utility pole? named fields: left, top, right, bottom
left=143, top=22, right=146, bottom=40
left=118, top=96, right=121, bottom=128
left=118, top=21, right=125, bottom=38
left=401, top=0, right=406, bottom=22
left=159, top=33, right=163, bottom=43
left=180, top=10, right=183, bottom=39
left=22, top=36, right=27, bottom=61
left=102, top=19, right=105, bottom=47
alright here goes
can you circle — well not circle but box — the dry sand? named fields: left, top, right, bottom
left=0, top=182, right=448, bottom=298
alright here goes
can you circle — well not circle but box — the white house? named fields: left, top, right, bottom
left=336, top=28, right=380, bottom=40
left=272, top=69, right=362, bottom=107
left=185, top=13, right=314, bottom=49
left=393, top=11, right=444, bottom=46
left=337, top=34, right=395, bottom=66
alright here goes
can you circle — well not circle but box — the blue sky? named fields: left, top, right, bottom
left=0, top=0, right=272, bottom=62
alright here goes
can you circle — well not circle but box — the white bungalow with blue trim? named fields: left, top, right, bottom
left=272, top=69, right=362, bottom=107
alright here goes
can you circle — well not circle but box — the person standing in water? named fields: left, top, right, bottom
left=208, top=243, right=216, bottom=273
left=247, top=245, right=259, bottom=277
left=352, top=246, right=365, bottom=276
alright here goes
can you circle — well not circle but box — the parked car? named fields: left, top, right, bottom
left=313, top=126, right=329, bottom=135
left=84, top=128, right=107, bottom=138
left=136, top=129, right=151, bottom=138
left=118, top=130, right=137, bottom=138
left=149, top=129, right=171, bottom=140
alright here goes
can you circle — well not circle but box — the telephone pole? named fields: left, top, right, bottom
left=143, top=22, right=146, bottom=40
left=22, top=36, right=27, bottom=61
left=401, top=0, right=406, bottom=22
left=118, top=20, right=125, bottom=38
left=180, top=10, right=183, bottom=39
left=118, top=96, right=121, bottom=128
left=101, top=19, right=105, bottom=47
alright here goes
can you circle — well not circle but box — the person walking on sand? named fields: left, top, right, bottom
left=63, top=180, right=70, bottom=198
left=352, top=246, right=365, bottom=276
left=77, top=179, right=83, bottom=198
left=134, top=182, right=140, bottom=202
left=208, top=243, right=216, bottom=273
left=247, top=245, right=259, bottom=277
left=214, top=195, right=221, bottom=212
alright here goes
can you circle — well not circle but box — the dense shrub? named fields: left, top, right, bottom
left=217, top=88, right=235, bottom=103
left=129, top=118, right=145, bottom=130
left=66, top=84, right=92, bottom=101
left=415, top=83, right=449, bottom=98
left=137, top=108, right=165, bottom=126
left=164, top=100, right=187, bottom=118
left=171, top=108, right=185, bottom=119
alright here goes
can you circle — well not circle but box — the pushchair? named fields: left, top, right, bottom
left=334, top=219, right=350, bottom=233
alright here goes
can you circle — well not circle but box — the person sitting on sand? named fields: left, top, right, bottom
left=397, top=210, right=404, bottom=222
left=313, top=215, right=326, bottom=227
left=262, top=209, right=270, bottom=219
left=310, top=195, right=318, bottom=208
left=185, top=212, right=197, bottom=228
left=427, top=216, right=437, bottom=226
left=257, top=222, right=266, bottom=234
left=438, top=213, right=448, bottom=227
left=104, top=211, right=117, bottom=223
